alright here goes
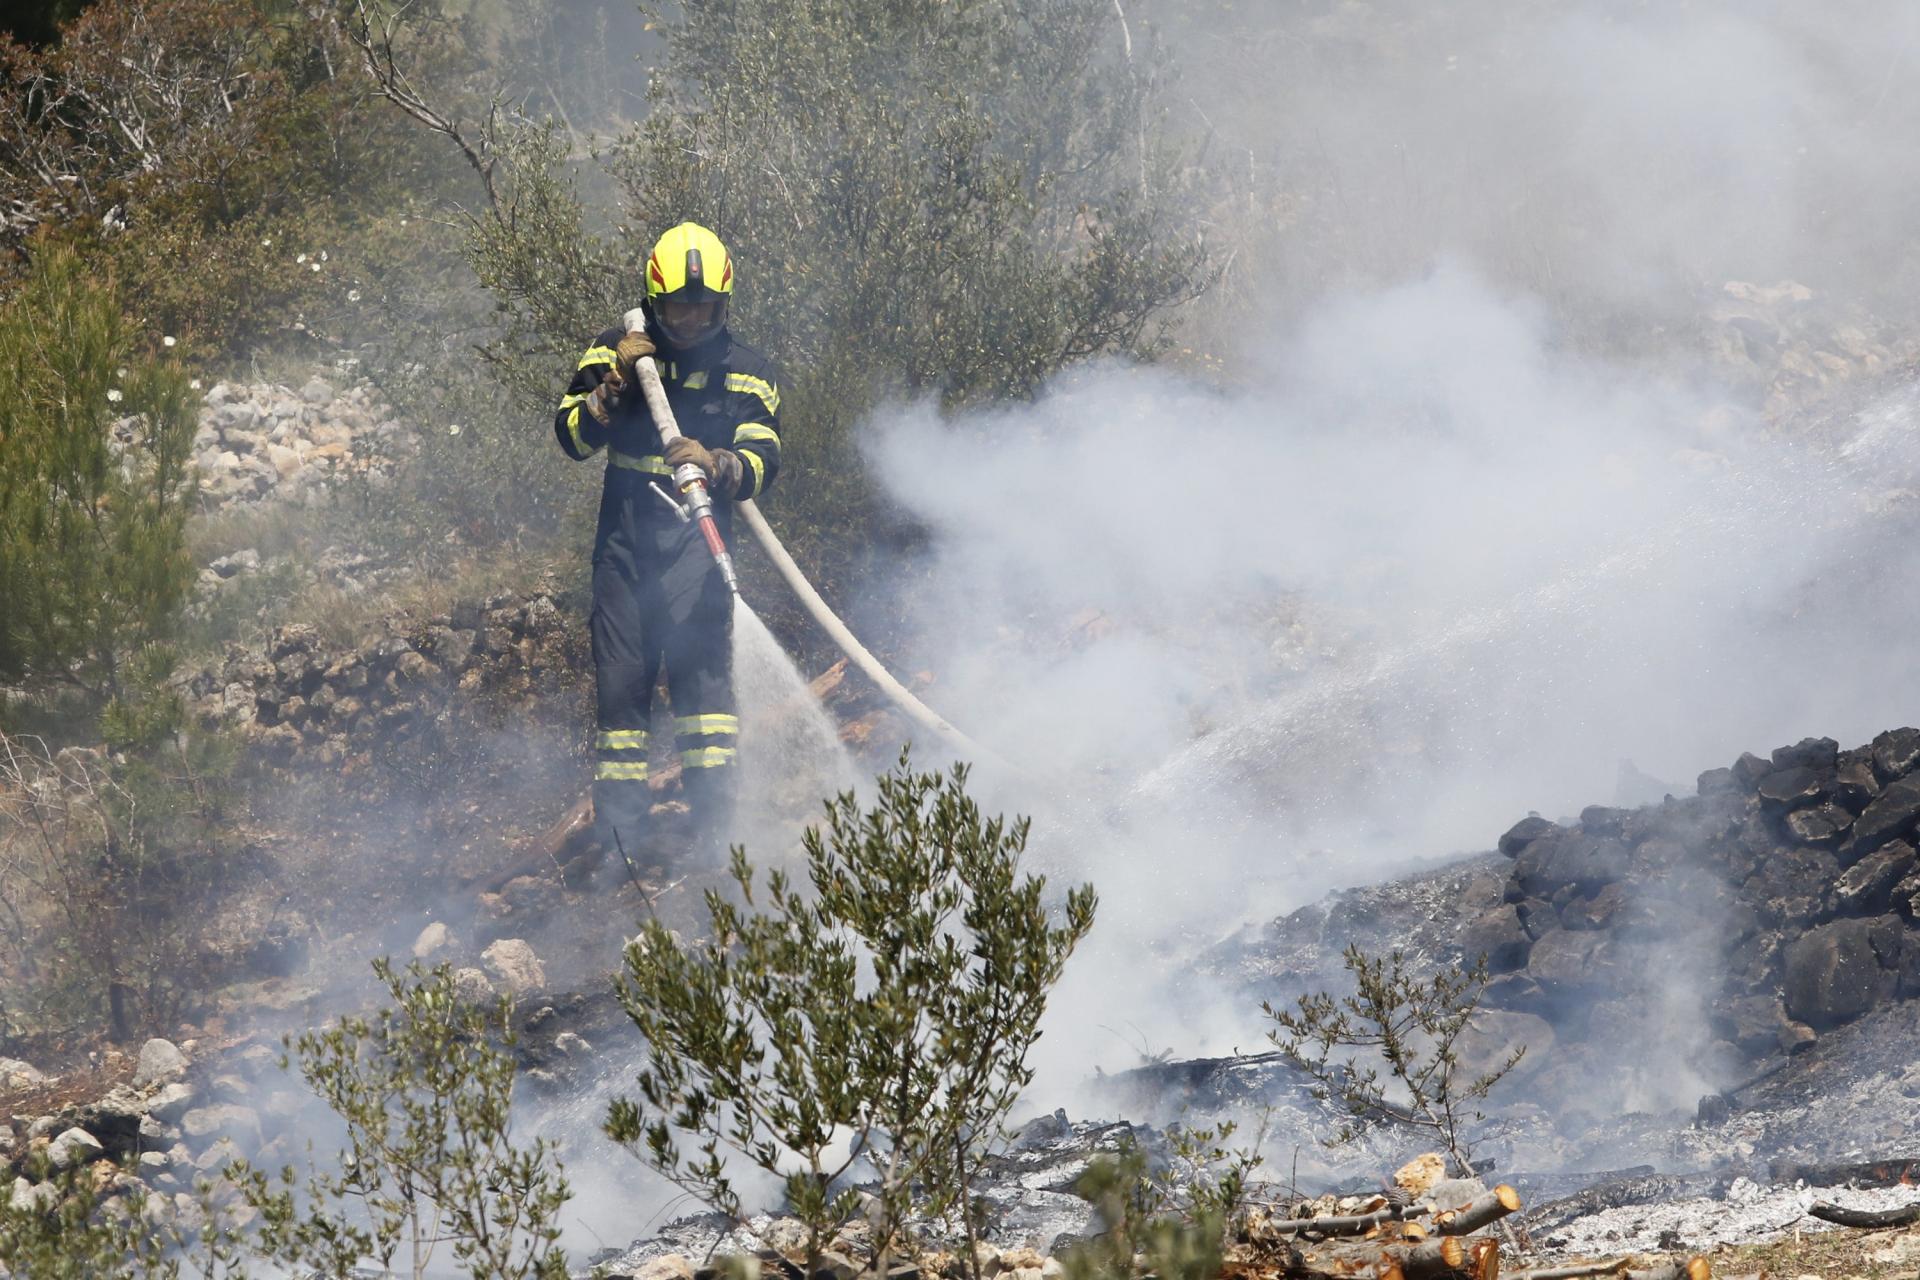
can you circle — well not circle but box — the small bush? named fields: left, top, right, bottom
left=1066, top=1121, right=1262, bottom=1280
left=240, top=959, right=573, bottom=1280
left=607, top=754, right=1096, bottom=1272
left=1264, top=945, right=1523, bottom=1177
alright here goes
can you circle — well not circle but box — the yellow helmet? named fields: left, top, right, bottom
left=646, top=222, right=733, bottom=348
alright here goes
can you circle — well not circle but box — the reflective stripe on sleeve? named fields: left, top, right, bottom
left=733, top=422, right=781, bottom=448
left=609, top=452, right=672, bottom=475
left=738, top=448, right=765, bottom=496
left=578, top=345, right=618, bottom=369
left=725, top=373, right=780, bottom=416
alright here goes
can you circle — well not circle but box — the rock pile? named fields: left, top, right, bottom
left=1, top=1036, right=299, bottom=1229
left=1704, top=281, right=1920, bottom=423
left=178, top=589, right=587, bottom=770
left=191, top=375, right=405, bottom=509
left=1468, top=730, right=1920, bottom=1088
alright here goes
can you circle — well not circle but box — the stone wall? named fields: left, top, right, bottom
left=1476, top=730, right=1920, bottom=1073
left=178, top=588, right=588, bottom=772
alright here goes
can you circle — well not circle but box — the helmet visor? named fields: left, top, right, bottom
left=656, top=295, right=727, bottom=348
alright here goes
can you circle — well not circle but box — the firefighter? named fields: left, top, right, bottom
left=552, top=222, right=783, bottom=869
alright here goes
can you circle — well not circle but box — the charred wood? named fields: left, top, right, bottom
left=1807, top=1198, right=1920, bottom=1228
left=1256, top=1202, right=1416, bottom=1239
left=1766, top=1156, right=1920, bottom=1187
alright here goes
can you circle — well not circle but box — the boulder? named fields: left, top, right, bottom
left=1785, top=803, right=1852, bottom=847
left=481, top=939, right=547, bottom=994
left=1523, top=927, right=1608, bottom=995
left=0, top=1057, right=46, bottom=1088
left=634, top=1255, right=695, bottom=1280
left=453, top=967, right=496, bottom=1003
left=299, top=376, right=335, bottom=406
left=1756, top=765, right=1824, bottom=812
left=1846, top=776, right=1920, bottom=860
left=1514, top=831, right=1631, bottom=898
left=180, top=1105, right=263, bottom=1154
left=1772, top=737, right=1840, bottom=772
left=412, top=921, right=455, bottom=959
left=1832, top=758, right=1881, bottom=813
left=133, top=1037, right=190, bottom=1088
left=1458, top=904, right=1531, bottom=972
left=1731, top=751, right=1775, bottom=790
left=48, top=1127, right=105, bottom=1169
left=147, top=1081, right=197, bottom=1124
left=1783, top=918, right=1898, bottom=1029
left=1831, top=842, right=1919, bottom=916
left=1871, top=728, right=1920, bottom=782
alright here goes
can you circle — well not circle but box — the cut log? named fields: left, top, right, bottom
left=1807, top=1198, right=1920, bottom=1228
left=1434, top=1185, right=1523, bottom=1235
left=1466, top=1237, right=1498, bottom=1280
left=1259, top=1202, right=1416, bottom=1239
left=1292, top=1236, right=1473, bottom=1280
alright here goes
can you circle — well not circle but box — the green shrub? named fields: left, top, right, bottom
left=606, top=754, right=1097, bottom=1272
left=1066, top=1120, right=1262, bottom=1280
left=1264, top=945, right=1524, bottom=1178
left=0, top=245, right=196, bottom=713
left=239, top=959, right=573, bottom=1280
left=451, top=0, right=1208, bottom=600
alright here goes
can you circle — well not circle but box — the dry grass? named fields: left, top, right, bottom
left=1692, top=1222, right=1920, bottom=1279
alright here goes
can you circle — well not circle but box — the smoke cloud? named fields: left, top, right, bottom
left=855, top=0, right=1920, bottom=1098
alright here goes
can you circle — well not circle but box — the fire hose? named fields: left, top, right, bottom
left=621, top=324, right=1008, bottom=773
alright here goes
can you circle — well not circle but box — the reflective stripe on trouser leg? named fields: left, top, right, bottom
left=663, top=565, right=737, bottom=857
left=591, top=533, right=664, bottom=848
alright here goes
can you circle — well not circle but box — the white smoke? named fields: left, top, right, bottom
left=862, top=260, right=1920, bottom=1094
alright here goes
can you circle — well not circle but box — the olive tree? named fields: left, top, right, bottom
left=607, top=754, right=1097, bottom=1272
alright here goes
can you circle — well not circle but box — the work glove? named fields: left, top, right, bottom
left=708, top=448, right=744, bottom=498
left=664, top=435, right=714, bottom=478
left=615, top=330, right=655, bottom=382
left=585, top=379, right=619, bottom=424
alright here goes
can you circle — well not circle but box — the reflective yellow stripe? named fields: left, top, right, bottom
left=594, top=761, right=651, bottom=781
left=680, top=746, right=738, bottom=769
left=725, top=373, right=780, bottom=415
left=564, top=405, right=590, bottom=456
left=738, top=447, right=764, bottom=497
left=609, top=452, right=672, bottom=475
left=682, top=370, right=709, bottom=390
left=733, top=422, right=781, bottom=448
left=578, top=345, right=617, bottom=369
left=597, top=729, right=649, bottom=750
left=674, top=714, right=739, bottom=737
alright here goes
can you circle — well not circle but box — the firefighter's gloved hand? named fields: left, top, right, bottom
left=708, top=448, right=744, bottom=498
left=615, top=330, right=655, bottom=380
left=586, top=380, right=619, bottom=424
left=664, top=435, right=714, bottom=478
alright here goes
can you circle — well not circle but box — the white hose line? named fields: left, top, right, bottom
left=737, top=499, right=1014, bottom=775
left=619, top=317, right=1008, bottom=772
